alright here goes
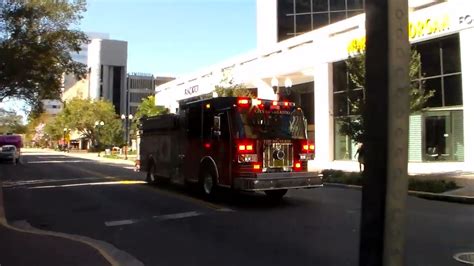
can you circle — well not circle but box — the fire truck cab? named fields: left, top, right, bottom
left=140, top=97, right=322, bottom=200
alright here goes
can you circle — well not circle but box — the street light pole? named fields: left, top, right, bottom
left=121, top=114, right=133, bottom=160
left=63, top=128, right=68, bottom=152
left=94, top=121, right=104, bottom=157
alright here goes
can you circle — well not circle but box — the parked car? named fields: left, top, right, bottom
left=0, top=145, right=20, bottom=164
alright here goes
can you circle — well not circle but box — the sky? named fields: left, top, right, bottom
left=80, top=0, right=257, bottom=76
left=2, top=0, right=257, bottom=121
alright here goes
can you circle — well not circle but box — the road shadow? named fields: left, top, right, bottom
left=141, top=181, right=316, bottom=211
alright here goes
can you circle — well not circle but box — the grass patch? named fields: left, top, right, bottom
left=322, top=169, right=460, bottom=193
left=102, top=154, right=120, bottom=159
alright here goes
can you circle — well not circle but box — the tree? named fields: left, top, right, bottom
left=134, top=95, right=169, bottom=119
left=0, top=108, right=26, bottom=134
left=24, top=112, right=52, bottom=146
left=338, top=46, right=433, bottom=143
left=45, top=98, right=123, bottom=148
left=0, top=0, right=88, bottom=107
left=214, top=69, right=255, bottom=98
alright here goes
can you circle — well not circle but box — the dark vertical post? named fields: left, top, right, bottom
left=359, top=0, right=410, bottom=265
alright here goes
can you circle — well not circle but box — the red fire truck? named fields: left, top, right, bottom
left=139, top=97, right=322, bottom=200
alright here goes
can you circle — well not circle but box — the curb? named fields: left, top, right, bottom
left=0, top=178, right=143, bottom=266
left=324, top=182, right=474, bottom=204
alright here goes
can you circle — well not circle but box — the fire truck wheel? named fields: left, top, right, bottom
left=200, top=170, right=217, bottom=197
left=264, top=189, right=288, bottom=201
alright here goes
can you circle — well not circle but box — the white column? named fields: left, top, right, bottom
left=309, top=63, right=333, bottom=171
left=255, top=79, right=278, bottom=100
left=256, top=0, right=278, bottom=50
left=460, top=27, right=474, bottom=170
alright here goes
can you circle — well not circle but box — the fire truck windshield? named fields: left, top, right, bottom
left=234, top=106, right=307, bottom=139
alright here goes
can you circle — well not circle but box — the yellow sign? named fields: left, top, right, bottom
left=408, top=15, right=450, bottom=40
left=347, top=14, right=451, bottom=55
left=347, top=36, right=366, bottom=55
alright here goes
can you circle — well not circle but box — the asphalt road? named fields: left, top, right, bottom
left=1, top=151, right=474, bottom=266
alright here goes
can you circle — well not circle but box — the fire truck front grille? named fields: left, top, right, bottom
left=263, top=142, right=294, bottom=170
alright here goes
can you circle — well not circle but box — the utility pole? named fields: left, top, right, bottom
left=359, top=1, right=410, bottom=265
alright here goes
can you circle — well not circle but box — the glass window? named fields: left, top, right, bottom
left=424, top=115, right=449, bottom=159
left=313, top=0, right=328, bottom=12
left=347, top=0, right=364, bottom=9
left=278, top=14, right=294, bottom=41
left=348, top=89, right=364, bottom=115
left=296, top=14, right=312, bottom=33
left=418, top=42, right=441, bottom=77
left=237, top=108, right=307, bottom=139
left=423, top=110, right=464, bottom=162
left=444, top=75, right=463, bottom=106
left=333, top=92, right=348, bottom=116
left=300, top=91, right=315, bottom=122
left=442, top=35, right=461, bottom=74
left=425, top=78, right=442, bottom=108
left=347, top=10, right=363, bottom=18
left=313, top=13, right=329, bottom=29
left=277, top=0, right=365, bottom=42
left=330, top=11, right=346, bottom=23
left=330, top=0, right=346, bottom=11
left=414, top=34, right=462, bottom=108
left=295, top=0, right=311, bottom=13
left=333, top=61, right=348, bottom=92
left=279, top=0, right=294, bottom=15
left=334, top=119, right=355, bottom=160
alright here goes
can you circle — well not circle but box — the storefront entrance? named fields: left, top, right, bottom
left=424, top=110, right=464, bottom=162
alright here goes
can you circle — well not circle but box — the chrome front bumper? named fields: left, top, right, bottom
left=233, top=172, right=323, bottom=191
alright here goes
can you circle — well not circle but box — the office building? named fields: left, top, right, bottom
left=156, top=0, right=474, bottom=172
left=87, top=39, right=128, bottom=115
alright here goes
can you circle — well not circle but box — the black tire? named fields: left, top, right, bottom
left=264, top=189, right=288, bottom=201
left=146, top=163, right=158, bottom=184
left=199, top=169, right=217, bottom=199
left=15, top=158, right=19, bottom=164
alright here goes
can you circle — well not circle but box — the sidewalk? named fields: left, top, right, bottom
left=24, top=148, right=136, bottom=166
left=416, top=172, right=474, bottom=197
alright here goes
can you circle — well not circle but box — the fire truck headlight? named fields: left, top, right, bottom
left=238, top=154, right=258, bottom=163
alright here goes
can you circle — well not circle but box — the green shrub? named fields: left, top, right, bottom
left=408, top=179, right=459, bottom=193
left=322, top=169, right=363, bottom=186
left=322, top=169, right=459, bottom=193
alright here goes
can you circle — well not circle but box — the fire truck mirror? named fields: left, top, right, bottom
left=213, top=116, right=221, bottom=137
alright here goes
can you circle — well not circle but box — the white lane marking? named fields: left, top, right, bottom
left=216, top=208, right=235, bottom=212
left=29, top=180, right=146, bottom=189
left=28, top=160, right=90, bottom=164
left=105, top=219, right=138, bottom=227
left=2, top=177, right=107, bottom=188
left=104, top=211, right=202, bottom=228
left=153, top=211, right=201, bottom=221
left=123, top=166, right=135, bottom=170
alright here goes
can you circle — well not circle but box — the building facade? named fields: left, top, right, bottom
left=41, top=100, right=63, bottom=116
left=126, top=74, right=175, bottom=116
left=88, top=39, right=128, bottom=115
left=156, top=0, right=474, bottom=172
